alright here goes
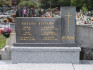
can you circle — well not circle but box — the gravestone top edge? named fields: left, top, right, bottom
left=13, top=43, right=78, bottom=47
left=16, top=17, right=61, bottom=18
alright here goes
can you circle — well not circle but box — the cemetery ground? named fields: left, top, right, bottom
left=0, top=35, right=6, bottom=49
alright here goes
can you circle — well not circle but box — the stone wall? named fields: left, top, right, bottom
left=76, top=25, right=93, bottom=48
left=76, top=25, right=93, bottom=60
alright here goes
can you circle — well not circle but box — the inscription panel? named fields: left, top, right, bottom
left=16, top=18, right=62, bottom=43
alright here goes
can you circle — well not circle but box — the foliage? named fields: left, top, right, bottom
left=57, top=0, right=70, bottom=6
left=82, top=3, right=88, bottom=11
left=28, top=0, right=37, bottom=8
left=87, top=0, right=93, bottom=10
left=0, top=0, right=12, bottom=6
left=0, top=0, right=3, bottom=7
left=39, top=0, right=60, bottom=8
left=17, top=0, right=93, bottom=11
left=18, top=0, right=38, bottom=8
left=38, top=0, right=93, bottom=11
left=39, top=0, right=82, bottom=9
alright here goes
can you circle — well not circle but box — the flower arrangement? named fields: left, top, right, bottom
left=2, top=19, right=8, bottom=23
left=2, top=28, right=13, bottom=38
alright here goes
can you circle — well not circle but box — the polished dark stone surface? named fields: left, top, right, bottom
left=15, top=7, right=76, bottom=46
left=16, top=17, right=62, bottom=43
left=60, top=7, right=76, bottom=44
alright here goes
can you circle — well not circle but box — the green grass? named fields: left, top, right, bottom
left=0, top=35, right=6, bottom=49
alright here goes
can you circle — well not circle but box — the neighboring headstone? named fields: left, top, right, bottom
left=1, top=48, right=11, bottom=60
left=10, top=23, right=15, bottom=29
left=11, top=7, right=81, bottom=64
left=6, top=33, right=16, bottom=46
left=1, top=33, right=16, bottom=60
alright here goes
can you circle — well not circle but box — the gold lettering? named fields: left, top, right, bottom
left=62, top=36, right=74, bottom=40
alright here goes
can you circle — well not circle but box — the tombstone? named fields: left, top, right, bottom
left=11, top=7, right=81, bottom=64
left=10, top=23, right=15, bottom=29
left=26, top=8, right=29, bottom=17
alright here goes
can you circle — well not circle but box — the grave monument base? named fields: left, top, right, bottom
left=11, top=45, right=81, bottom=64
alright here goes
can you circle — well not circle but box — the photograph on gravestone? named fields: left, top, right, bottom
left=14, top=7, right=77, bottom=47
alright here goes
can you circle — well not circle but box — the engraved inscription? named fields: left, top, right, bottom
left=16, top=17, right=75, bottom=43
left=18, top=21, right=60, bottom=42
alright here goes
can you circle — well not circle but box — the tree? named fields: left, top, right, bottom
left=58, top=0, right=70, bottom=6
left=39, top=0, right=48, bottom=8
left=87, top=0, right=93, bottom=10
left=18, top=1, right=28, bottom=6
left=18, top=0, right=93, bottom=11
left=0, top=0, right=3, bottom=7
left=18, top=0, right=38, bottom=8
left=82, top=3, right=88, bottom=11
left=39, top=0, right=70, bottom=8
left=28, top=0, right=37, bottom=8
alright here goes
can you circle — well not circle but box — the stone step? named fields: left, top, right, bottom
left=0, top=63, right=93, bottom=70
left=0, top=64, right=18, bottom=70
left=0, top=64, right=74, bottom=70
left=74, top=64, right=93, bottom=70
left=0, top=60, right=93, bottom=64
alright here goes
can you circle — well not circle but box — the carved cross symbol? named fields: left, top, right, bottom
left=65, top=11, right=72, bottom=32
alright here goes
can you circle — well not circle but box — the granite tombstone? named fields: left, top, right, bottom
left=14, top=7, right=77, bottom=47
left=11, top=7, right=81, bottom=64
